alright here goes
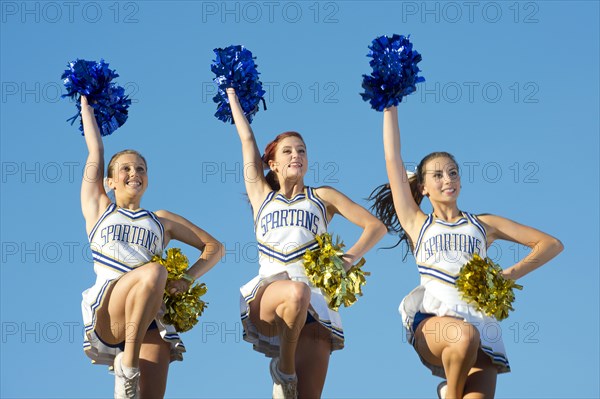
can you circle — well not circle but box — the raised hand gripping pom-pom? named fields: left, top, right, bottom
left=303, top=233, right=369, bottom=312
left=61, top=59, right=131, bottom=136
left=360, top=34, right=425, bottom=111
left=211, top=45, right=266, bottom=124
left=152, top=248, right=208, bottom=333
left=456, top=254, right=523, bottom=321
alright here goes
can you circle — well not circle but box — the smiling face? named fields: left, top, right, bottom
left=107, top=152, right=148, bottom=200
left=265, top=134, right=308, bottom=186
left=420, top=156, right=461, bottom=204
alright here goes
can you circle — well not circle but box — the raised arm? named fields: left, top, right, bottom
left=383, top=106, right=426, bottom=241
left=226, top=88, right=271, bottom=210
left=80, top=95, right=111, bottom=233
left=316, top=187, right=387, bottom=271
left=156, top=210, right=225, bottom=293
left=478, top=214, right=563, bottom=280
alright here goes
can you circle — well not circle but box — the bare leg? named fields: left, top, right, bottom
left=94, top=262, right=168, bottom=368
left=463, top=349, right=498, bottom=399
left=295, top=322, right=331, bottom=398
left=414, top=317, right=480, bottom=399
left=248, top=280, right=311, bottom=375
left=138, top=328, right=171, bottom=399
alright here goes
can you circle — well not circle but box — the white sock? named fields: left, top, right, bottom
left=121, top=363, right=140, bottom=379
left=277, top=367, right=297, bottom=382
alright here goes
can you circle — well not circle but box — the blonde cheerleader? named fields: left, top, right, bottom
left=79, top=95, right=223, bottom=398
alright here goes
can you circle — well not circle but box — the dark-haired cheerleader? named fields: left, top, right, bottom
left=369, top=105, right=563, bottom=398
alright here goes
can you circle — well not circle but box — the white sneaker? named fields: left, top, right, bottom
left=269, top=358, right=298, bottom=399
left=113, top=352, right=140, bottom=399
left=437, top=381, right=448, bottom=399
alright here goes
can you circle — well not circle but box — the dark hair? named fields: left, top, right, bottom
left=107, top=149, right=148, bottom=178
left=368, top=151, right=458, bottom=256
left=261, top=131, right=306, bottom=191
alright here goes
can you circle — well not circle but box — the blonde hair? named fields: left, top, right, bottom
left=106, top=149, right=148, bottom=178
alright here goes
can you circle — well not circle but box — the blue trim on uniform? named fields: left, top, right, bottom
left=436, top=218, right=468, bottom=227
left=307, top=187, right=328, bottom=228
left=465, top=212, right=487, bottom=241
left=254, top=191, right=276, bottom=232
left=117, top=208, right=154, bottom=220
left=414, top=215, right=434, bottom=256
left=164, top=332, right=181, bottom=341
left=257, top=240, right=319, bottom=264
left=417, top=265, right=457, bottom=285
left=481, top=345, right=510, bottom=366
left=319, top=320, right=344, bottom=338
left=88, top=203, right=117, bottom=241
left=243, top=277, right=265, bottom=303
left=274, top=192, right=305, bottom=204
left=148, top=211, right=165, bottom=251
left=88, top=279, right=114, bottom=333
left=92, top=251, right=133, bottom=274
left=89, top=205, right=164, bottom=258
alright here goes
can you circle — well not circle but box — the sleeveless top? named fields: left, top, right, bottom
left=254, top=187, right=328, bottom=279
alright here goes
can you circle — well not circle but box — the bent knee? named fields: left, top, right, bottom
left=284, top=282, right=311, bottom=309
left=445, top=321, right=480, bottom=355
left=137, top=262, right=168, bottom=288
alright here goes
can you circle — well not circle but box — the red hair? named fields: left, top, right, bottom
left=262, top=131, right=305, bottom=191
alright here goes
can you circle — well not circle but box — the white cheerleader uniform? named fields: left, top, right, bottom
left=399, top=212, right=510, bottom=377
left=239, top=187, right=344, bottom=357
left=81, top=203, right=185, bottom=365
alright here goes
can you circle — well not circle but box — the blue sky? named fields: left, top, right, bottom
left=1, top=1, right=598, bottom=398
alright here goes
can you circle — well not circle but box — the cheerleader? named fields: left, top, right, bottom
left=226, top=88, right=386, bottom=398
left=79, top=95, right=224, bottom=398
left=370, top=106, right=563, bottom=399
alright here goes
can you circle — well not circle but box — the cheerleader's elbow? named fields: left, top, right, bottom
left=213, top=241, right=226, bottom=261
left=372, top=219, right=388, bottom=241
left=550, top=237, right=564, bottom=256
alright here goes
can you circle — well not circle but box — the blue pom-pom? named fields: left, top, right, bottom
left=211, top=45, right=266, bottom=124
left=61, top=59, right=131, bottom=136
left=360, top=34, right=425, bottom=111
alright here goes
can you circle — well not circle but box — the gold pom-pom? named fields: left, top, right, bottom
left=303, top=233, right=369, bottom=311
left=152, top=248, right=208, bottom=332
left=456, top=254, right=523, bottom=321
